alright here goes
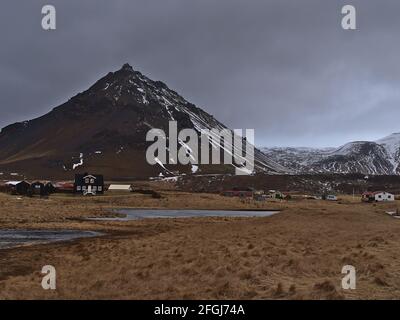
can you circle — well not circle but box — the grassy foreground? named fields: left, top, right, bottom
left=0, top=191, right=400, bottom=299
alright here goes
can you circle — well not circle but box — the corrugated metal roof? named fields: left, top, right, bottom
left=108, top=184, right=132, bottom=190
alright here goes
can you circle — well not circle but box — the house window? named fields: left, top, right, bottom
left=85, top=178, right=89, bottom=183
left=90, top=178, right=94, bottom=184
left=82, top=186, right=87, bottom=190
left=77, top=186, right=81, bottom=191
left=98, top=186, right=102, bottom=191
left=93, top=186, right=97, bottom=191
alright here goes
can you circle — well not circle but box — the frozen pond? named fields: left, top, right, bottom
left=0, top=230, right=102, bottom=249
left=88, top=209, right=279, bottom=221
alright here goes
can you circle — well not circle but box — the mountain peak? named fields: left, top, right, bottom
left=121, top=63, right=134, bottom=72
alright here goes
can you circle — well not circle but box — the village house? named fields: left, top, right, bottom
left=253, top=190, right=267, bottom=201
left=4, top=181, right=30, bottom=195
left=44, top=181, right=56, bottom=193
left=362, top=191, right=395, bottom=202
left=322, top=194, right=338, bottom=201
left=29, top=181, right=45, bottom=196
left=268, top=190, right=285, bottom=200
left=74, top=173, right=104, bottom=196
left=29, top=181, right=55, bottom=196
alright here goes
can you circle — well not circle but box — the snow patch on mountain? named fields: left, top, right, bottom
left=375, top=133, right=400, bottom=171
left=72, top=153, right=84, bottom=170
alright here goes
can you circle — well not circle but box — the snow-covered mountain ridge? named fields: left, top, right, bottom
left=262, top=133, right=400, bottom=175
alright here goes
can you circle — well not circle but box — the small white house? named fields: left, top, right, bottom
left=107, top=184, right=133, bottom=192
left=268, top=190, right=285, bottom=199
left=362, top=191, right=395, bottom=202
left=374, top=192, right=395, bottom=202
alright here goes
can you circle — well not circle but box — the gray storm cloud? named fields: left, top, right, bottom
left=0, top=0, right=399, bottom=147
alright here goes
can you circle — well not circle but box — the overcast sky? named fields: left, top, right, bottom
left=1, top=0, right=400, bottom=147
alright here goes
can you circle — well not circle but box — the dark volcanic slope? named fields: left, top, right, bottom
left=0, top=64, right=286, bottom=179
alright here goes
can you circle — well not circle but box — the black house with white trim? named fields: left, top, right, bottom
left=74, top=173, right=104, bottom=195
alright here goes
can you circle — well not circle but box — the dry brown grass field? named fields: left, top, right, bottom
left=1, top=189, right=400, bottom=300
